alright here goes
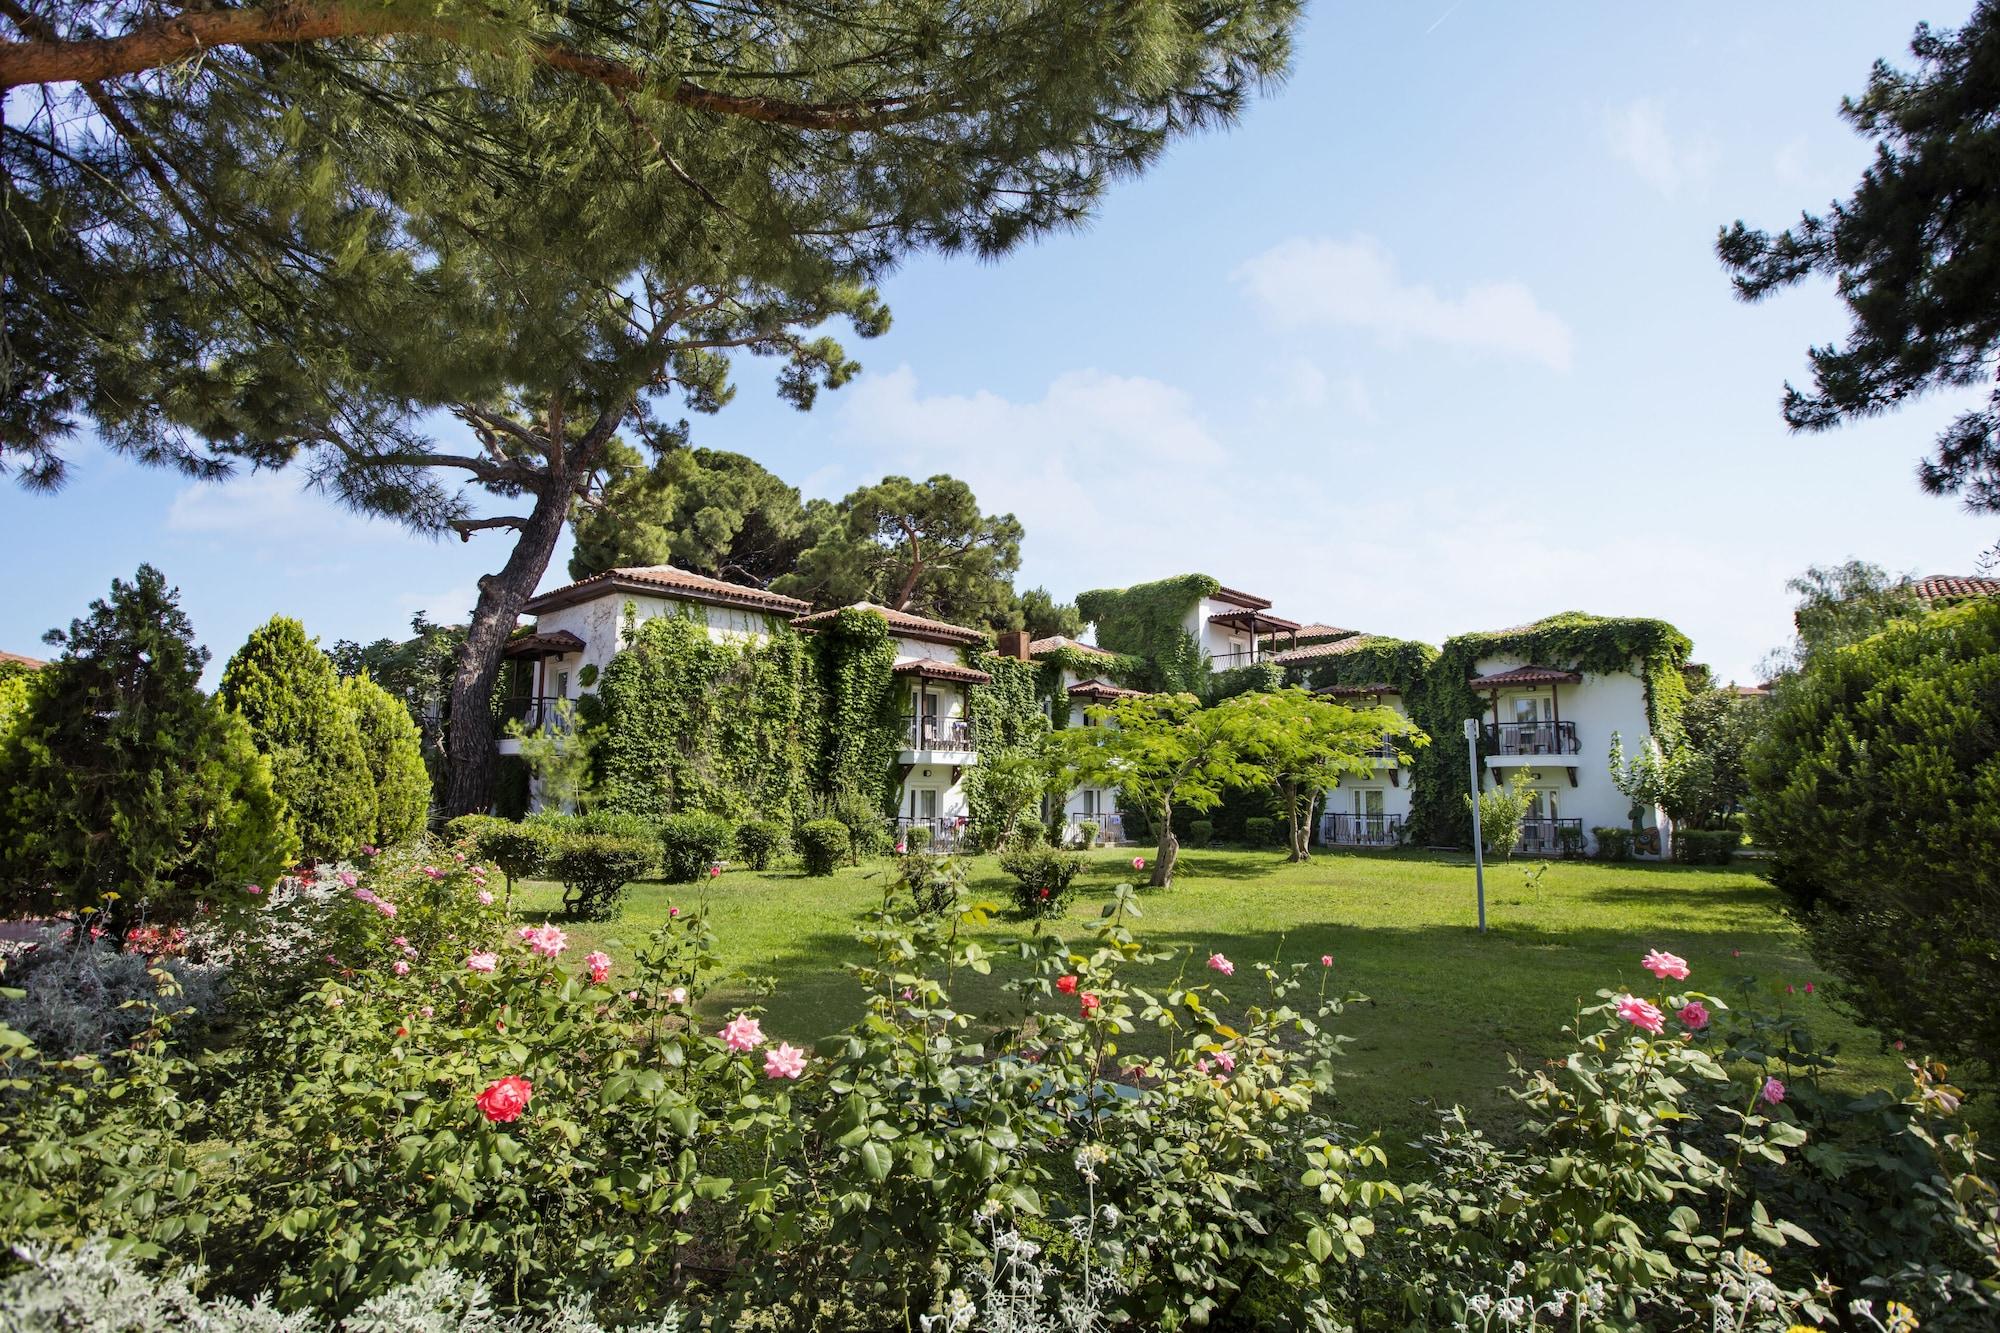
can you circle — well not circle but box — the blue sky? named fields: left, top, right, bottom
left=6, top=1, right=1993, bottom=685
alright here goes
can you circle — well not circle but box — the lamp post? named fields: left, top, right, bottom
left=1464, top=718, right=1486, bottom=933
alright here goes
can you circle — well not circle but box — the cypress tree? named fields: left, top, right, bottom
left=222, top=617, right=376, bottom=861
left=0, top=566, right=297, bottom=921
left=343, top=675, right=433, bottom=846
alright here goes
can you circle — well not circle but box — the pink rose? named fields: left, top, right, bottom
left=667, top=986, right=688, bottom=1005
left=337, top=871, right=358, bottom=888
left=668, top=906, right=680, bottom=918
left=1761, top=1076, right=1786, bottom=1105
left=1320, top=955, right=1333, bottom=967
left=1616, top=994, right=1665, bottom=1035
left=465, top=952, right=499, bottom=973
left=763, top=1042, right=808, bottom=1080
left=708, top=864, right=721, bottom=879
left=1641, top=949, right=1690, bottom=981
left=1213, top=1049, right=1236, bottom=1073
left=894, top=842, right=908, bottom=855
left=1677, top=1000, right=1711, bottom=1030
left=245, top=884, right=262, bottom=895
left=1804, top=982, right=1814, bottom=994
left=719, top=1014, right=764, bottom=1052
left=419, top=1005, right=434, bottom=1018
left=1207, top=953, right=1234, bottom=977
left=519, top=923, right=567, bottom=958
left=1132, top=856, right=1146, bottom=871
left=476, top=1075, right=533, bottom=1123
left=1056, top=975, right=1078, bottom=995
left=361, top=845, right=379, bottom=857
left=1079, top=992, right=1100, bottom=1017
left=584, top=950, right=612, bottom=985
left=392, top=960, right=411, bottom=976
left=477, top=890, right=494, bottom=906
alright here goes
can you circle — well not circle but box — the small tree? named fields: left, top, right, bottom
left=1057, top=693, right=1263, bottom=887
left=343, top=676, right=432, bottom=846
left=1466, top=769, right=1536, bottom=860
left=1217, top=688, right=1425, bottom=862
left=508, top=699, right=595, bottom=815
left=222, top=616, right=376, bottom=861
left=0, top=566, right=296, bottom=923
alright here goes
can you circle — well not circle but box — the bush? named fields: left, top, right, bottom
left=831, top=793, right=892, bottom=862
left=1076, top=819, right=1101, bottom=850
left=1554, top=823, right=1587, bottom=859
left=342, top=675, right=432, bottom=845
left=902, top=824, right=933, bottom=853
left=0, top=929, right=228, bottom=1058
left=1187, top=819, right=1214, bottom=849
left=1243, top=815, right=1277, bottom=847
left=897, top=848, right=964, bottom=915
left=798, top=818, right=848, bottom=876
left=0, top=566, right=297, bottom=924
left=1673, top=828, right=1739, bottom=865
left=221, top=615, right=377, bottom=861
left=548, top=834, right=656, bottom=918
left=1592, top=826, right=1634, bottom=861
left=1750, top=598, right=2000, bottom=1068
left=658, top=812, right=733, bottom=883
left=735, top=818, right=786, bottom=870
left=447, top=814, right=556, bottom=908
left=1012, top=816, right=1046, bottom=848
left=998, top=844, right=1084, bottom=918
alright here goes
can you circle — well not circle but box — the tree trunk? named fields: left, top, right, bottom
left=1151, top=813, right=1177, bottom=888
left=441, top=475, right=573, bottom=816
left=1282, top=780, right=1311, bottom=863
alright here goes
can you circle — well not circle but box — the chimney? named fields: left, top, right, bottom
left=996, top=629, right=1030, bottom=661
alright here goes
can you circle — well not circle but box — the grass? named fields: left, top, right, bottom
left=509, top=846, right=1903, bottom=1145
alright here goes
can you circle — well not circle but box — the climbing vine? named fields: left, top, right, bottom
left=807, top=607, right=904, bottom=816
left=1031, top=644, right=1147, bottom=729
left=967, top=652, right=1049, bottom=755
left=1075, top=574, right=1220, bottom=694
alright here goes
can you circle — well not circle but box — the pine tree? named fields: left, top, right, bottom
left=0, top=566, right=297, bottom=921
left=221, top=617, right=376, bottom=861
left=343, top=675, right=433, bottom=846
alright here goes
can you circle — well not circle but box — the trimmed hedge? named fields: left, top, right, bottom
left=735, top=819, right=786, bottom=871
left=548, top=834, right=656, bottom=919
left=1243, top=815, right=1277, bottom=847
left=998, top=844, right=1085, bottom=919
left=658, top=812, right=733, bottom=883
left=1592, top=827, right=1633, bottom=861
left=1075, top=819, right=1101, bottom=850
left=903, top=824, right=933, bottom=853
left=1672, top=829, right=1739, bottom=866
left=1188, top=819, right=1214, bottom=849
left=798, top=819, right=848, bottom=877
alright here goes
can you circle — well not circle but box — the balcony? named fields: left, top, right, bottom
left=1320, top=812, right=1404, bottom=848
left=1209, top=646, right=1268, bottom=669
left=1482, top=721, right=1579, bottom=757
left=901, top=714, right=978, bottom=759
left=498, top=695, right=576, bottom=736
left=895, top=815, right=970, bottom=852
left=1516, top=817, right=1585, bottom=857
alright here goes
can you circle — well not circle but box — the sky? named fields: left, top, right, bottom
left=6, top=2, right=1995, bottom=686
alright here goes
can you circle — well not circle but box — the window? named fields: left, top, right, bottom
left=555, top=671, right=569, bottom=699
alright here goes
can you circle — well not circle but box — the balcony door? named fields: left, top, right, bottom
left=913, top=686, right=939, bottom=746
left=909, top=787, right=939, bottom=825
left=1511, top=695, right=1550, bottom=753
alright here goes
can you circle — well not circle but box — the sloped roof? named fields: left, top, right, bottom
left=791, top=601, right=987, bottom=647
left=1067, top=678, right=1146, bottom=700
left=1909, top=574, right=2000, bottom=603
left=503, top=630, right=585, bottom=659
left=891, top=657, right=992, bottom=684
left=1284, top=623, right=1358, bottom=643
left=1271, top=633, right=1380, bottom=666
left=1468, top=665, right=1583, bottom=690
left=1027, top=635, right=1116, bottom=659
left=1211, top=585, right=1273, bottom=610
left=523, top=565, right=809, bottom=617
left=1316, top=681, right=1400, bottom=697
left=0, top=650, right=47, bottom=670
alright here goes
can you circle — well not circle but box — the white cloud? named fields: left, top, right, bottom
left=1605, top=98, right=1714, bottom=197
left=1234, top=236, right=1574, bottom=371
left=167, top=468, right=386, bottom=543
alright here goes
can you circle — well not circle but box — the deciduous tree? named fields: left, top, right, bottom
left=1218, top=688, right=1422, bottom=862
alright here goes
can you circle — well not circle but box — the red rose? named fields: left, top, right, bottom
left=1056, top=975, right=1078, bottom=995
left=1080, top=993, right=1100, bottom=1017
left=476, top=1075, right=533, bottom=1123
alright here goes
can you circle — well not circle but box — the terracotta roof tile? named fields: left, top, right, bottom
left=0, top=650, right=47, bottom=670
left=790, top=602, right=987, bottom=646
left=1211, top=585, right=1273, bottom=610
left=1909, top=574, right=2000, bottom=603
left=523, top=565, right=809, bottom=617
left=1027, top=635, right=1115, bottom=659
left=502, top=630, right=585, bottom=658
left=1468, top=665, right=1584, bottom=689
left=1316, top=681, right=1400, bottom=697
left=890, top=657, right=992, bottom=684
left=1284, top=623, right=1358, bottom=643
left=1271, top=634, right=1379, bottom=666
left=1067, top=677, right=1146, bottom=699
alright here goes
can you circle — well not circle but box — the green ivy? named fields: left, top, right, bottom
left=809, top=607, right=904, bottom=816
left=1031, top=644, right=1147, bottom=730
left=1075, top=574, right=1220, bottom=694
left=966, top=652, right=1048, bottom=755
left=1204, top=660, right=1285, bottom=704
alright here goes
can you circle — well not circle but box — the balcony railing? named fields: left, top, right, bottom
left=498, top=695, right=576, bottom=737
left=1320, top=812, right=1404, bottom=847
left=896, top=815, right=970, bottom=852
left=1365, top=734, right=1405, bottom=760
left=904, top=714, right=978, bottom=752
left=1517, top=817, right=1585, bottom=856
left=1209, top=647, right=1267, bottom=669
left=1065, top=811, right=1125, bottom=845
left=1483, top=721, right=1580, bottom=756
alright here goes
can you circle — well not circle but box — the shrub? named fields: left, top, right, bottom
left=0, top=929, right=228, bottom=1058
left=342, top=675, right=432, bottom=845
left=1673, top=828, right=1739, bottom=865
left=1592, top=826, right=1634, bottom=861
left=902, top=824, right=933, bottom=853
left=831, top=793, right=892, bottom=862
left=221, top=615, right=377, bottom=861
left=0, top=566, right=297, bottom=925
left=1076, top=818, right=1101, bottom=850
left=998, top=844, right=1084, bottom=918
left=735, top=818, right=786, bottom=870
left=1187, top=819, right=1214, bottom=849
left=658, top=812, right=733, bottom=883
left=447, top=815, right=555, bottom=908
left=548, top=834, right=656, bottom=918
left=1554, top=823, right=1587, bottom=859
left=798, top=818, right=848, bottom=876
left=897, top=848, right=964, bottom=915
left=1243, top=815, right=1276, bottom=847
left=1467, top=769, right=1534, bottom=858
left=1750, top=599, right=2000, bottom=1067
left=1012, top=816, right=1046, bottom=848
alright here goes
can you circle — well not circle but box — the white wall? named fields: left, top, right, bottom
left=1187, top=595, right=1254, bottom=663
left=524, top=594, right=787, bottom=704
left=1321, top=697, right=1416, bottom=844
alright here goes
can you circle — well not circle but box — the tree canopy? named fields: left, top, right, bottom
left=1218, top=688, right=1421, bottom=861
left=568, top=447, right=814, bottom=586
left=776, top=474, right=1024, bottom=629
left=1718, top=1, right=2000, bottom=549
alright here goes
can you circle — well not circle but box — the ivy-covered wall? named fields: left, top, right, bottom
left=1284, top=635, right=1449, bottom=842
left=967, top=652, right=1050, bottom=754
left=1031, top=644, right=1149, bottom=729
left=1075, top=574, right=1220, bottom=694
left=590, top=613, right=821, bottom=826
left=1204, top=661, right=1284, bottom=704
left=805, top=608, right=904, bottom=816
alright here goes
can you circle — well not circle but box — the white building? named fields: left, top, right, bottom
left=1027, top=635, right=1140, bottom=844
left=1466, top=657, right=1666, bottom=858
left=1190, top=585, right=1301, bottom=668
left=501, top=564, right=811, bottom=756
left=790, top=602, right=989, bottom=849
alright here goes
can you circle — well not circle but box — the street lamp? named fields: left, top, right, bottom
left=1463, top=718, right=1486, bottom=933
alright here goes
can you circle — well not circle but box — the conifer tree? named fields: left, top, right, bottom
left=343, top=675, right=433, bottom=846
left=222, top=617, right=376, bottom=861
left=0, top=567, right=296, bottom=921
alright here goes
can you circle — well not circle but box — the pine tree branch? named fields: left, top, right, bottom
left=0, top=3, right=946, bottom=131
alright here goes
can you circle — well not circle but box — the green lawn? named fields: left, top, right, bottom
left=509, top=847, right=1900, bottom=1144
